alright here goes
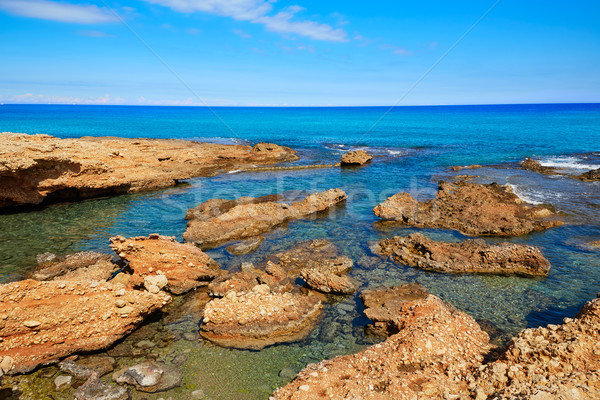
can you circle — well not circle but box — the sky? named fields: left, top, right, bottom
left=0, top=0, right=599, bottom=106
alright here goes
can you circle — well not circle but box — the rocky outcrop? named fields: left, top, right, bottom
left=200, top=285, right=323, bottom=350
left=521, top=157, right=556, bottom=174
left=109, top=234, right=220, bottom=295
left=272, top=284, right=491, bottom=399
left=340, top=150, right=372, bottom=166
left=183, top=189, right=347, bottom=247
left=450, top=164, right=483, bottom=172
left=0, top=133, right=298, bottom=208
left=577, top=167, right=600, bottom=182
left=208, top=262, right=290, bottom=297
left=376, top=233, right=551, bottom=276
left=28, top=251, right=119, bottom=282
left=0, top=279, right=171, bottom=374
left=373, top=181, right=562, bottom=236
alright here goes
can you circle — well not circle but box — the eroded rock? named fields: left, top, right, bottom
left=521, top=157, right=557, bottom=174
left=0, top=133, right=298, bottom=208
left=183, top=189, right=347, bottom=247
left=376, top=233, right=551, bottom=276
left=28, top=251, right=118, bottom=282
left=340, top=150, right=373, bottom=166
left=577, top=167, right=600, bottom=182
left=0, top=279, right=171, bottom=374
left=373, top=181, right=562, bottom=236
left=109, top=234, right=220, bottom=295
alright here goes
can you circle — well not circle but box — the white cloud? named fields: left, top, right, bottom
left=3, top=93, right=124, bottom=104
left=143, top=0, right=347, bottom=42
left=0, top=0, right=118, bottom=24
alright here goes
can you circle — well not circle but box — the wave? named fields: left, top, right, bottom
left=322, top=143, right=411, bottom=157
left=507, top=183, right=544, bottom=205
left=186, top=137, right=250, bottom=145
left=538, top=156, right=600, bottom=171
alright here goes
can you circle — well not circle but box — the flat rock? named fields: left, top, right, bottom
left=376, top=233, right=551, bottom=276
left=0, top=133, right=298, bottom=208
left=200, top=289, right=323, bottom=350
left=340, top=150, right=372, bottom=166
left=208, top=262, right=289, bottom=297
left=59, top=355, right=116, bottom=379
left=113, top=361, right=182, bottom=393
left=272, top=285, right=491, bottom=399
left=109, top=234, right=220, bottom=295
left=0, top=279, right=171, bottom=374
left=373, top=181, right=562, bottom=236
left=28, top=251, right=118, bottom=282
left=449, top=164, right=483, bottom=171
left=183, top=189, right=347, bottom=247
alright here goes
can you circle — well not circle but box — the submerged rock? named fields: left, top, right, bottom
left=225, top=236, right=265, bottom=255
left=450, top=164, right=483, bottom=172
left=109, top=234, right=220, bottom=295
left=200, top=288, right=323, bottom=350
left=183, top=189, right=347, bottom=247
left=59, top=355, right=116, bottom=379
left=577, top=167, right=600, bottom=182
left=0, top=133, right=298, bottom=209
left=373, top=181, right=562, bottom=236
left=74, top=371, right=130, bottom=400
left=28, top=251, right=119, bottom=282
left=113, top=361, right=182, bottom=393
left=340, top=150, right=372, bottom=166
left=376, top=233, right=551, bottom=276
left=0, top=279, right=171, bottom=374
left=272, top=285, right=491, bottom=399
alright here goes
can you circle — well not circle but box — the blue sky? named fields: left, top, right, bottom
left=0, top=0, right=599, bottom=106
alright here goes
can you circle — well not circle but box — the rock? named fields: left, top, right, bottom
left=225, top=237, right=265, bottom=255
left=183, top=189, right=347, bottom=247
left=272, top=285, right=490, bottom=399
left=521, top=157, right=557, bottom=174
left=109, top=235, right=220, bottom=295
left=113, top=361, right=182, bottom=393
left=0, top=356, right=14, bottom=374
left=0, top=133, right=298, bottom=208
left=200, top=290, right=323, bottom=350
left=74, top=371, right=130, bottom=400
left=28, top=251, right=118, bottom=282
left=54, top=375, right=72, bottom=391
left=577, top=167, right=600, bottom=182
left=589, top=240, right=600, bottom=249
left=0, top=279, right=171, bottom=374
left=340, top=150, right=373, bottom=166
left=373, top=181, right=562, bottom=236
left=59, top=356, right=116, bottom=379
left=376, top=233, right=551, bottom=276
left=449, top=164, right=483, bottom=171
left=300, top=269, right=356, bottom=294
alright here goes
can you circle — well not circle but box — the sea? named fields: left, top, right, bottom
left=0, top=103, right=599, bottom=399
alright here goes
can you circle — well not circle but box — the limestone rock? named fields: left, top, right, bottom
left=521, top=157, right=557, bottom=174
left=376, top=233, right=551, bottom=276
left=28, top=251, right=118, bottom=282
left=340, top=150, right=373, bottom=166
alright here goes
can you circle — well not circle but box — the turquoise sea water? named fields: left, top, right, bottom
left=1, top=104, right=600, bottom=399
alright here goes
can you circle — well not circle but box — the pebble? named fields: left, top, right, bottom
left=54, top=375, right=72, bottom=391
left=23, top=320, right=41, bottom=328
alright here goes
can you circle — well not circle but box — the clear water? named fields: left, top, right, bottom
left=1, top=104, right=600, bottom=399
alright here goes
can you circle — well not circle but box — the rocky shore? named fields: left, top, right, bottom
left=0, top=133, right=298, bottom=208
left=376, top=233, right=551, bottom=276
left=373, top=181, right=562, bottom=236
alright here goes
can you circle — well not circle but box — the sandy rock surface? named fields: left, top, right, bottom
left=373, top=181, right=562, bottom=236
left=0, top=133, right=298, bottom=208
left=0, top=279, right=171, bottom=374
left=28, top=251, right=119, bottom=282
left=109, top=234, right=220, bottom=294
left=376, top=232, right=551, bottom=276
left=183, top=189, right=347, bottom=247
left=340, top=150, right=373, bottom=166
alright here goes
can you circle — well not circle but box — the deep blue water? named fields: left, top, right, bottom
left=1, top=103, right=600, bottom=398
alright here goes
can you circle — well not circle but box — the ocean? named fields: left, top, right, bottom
left=1, top=103, right=599, bottom=399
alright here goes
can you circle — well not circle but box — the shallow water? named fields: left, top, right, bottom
left=1, top=104, right=600, bottom=399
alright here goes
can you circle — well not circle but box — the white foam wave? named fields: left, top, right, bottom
left=538, top=156, right=600, bottom=171
left=507, top=184, right=544, bottom=205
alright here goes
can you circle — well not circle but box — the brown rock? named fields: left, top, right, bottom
left=225, top=236, right=264, bottom=255
left=0, top=133, right=298, bottom=208
left=373, top=181, right=562, bottom=236
left=340, top=150, right=373, bottom=166
left=183, top=189, right=347, bottom=247
left=0, top=279, right=171, bottom=374
left=300, top=269, right=356, bottom=294
left=28, top=251, right=118, bottom=282
left=376, top=233, right=551, bottom=276
left=272, top=285, right=490, bottom=399
left=109, top=234, right=220, bottom=295
left=521, top=157, right=557, bottom=174
left=450, top=164, right=483, bottom=172
left=577, top=167, right=600, bottom=182
left=200, top=288, right=323, bottom=350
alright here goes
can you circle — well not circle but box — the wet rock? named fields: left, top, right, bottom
left=577, top=167, right=600, bottom=182
left=589, top=240, right=600, bottom=249
left=59, top=356, right=116, bottom=379
left=112, top=361, right=182, bottom=393
left=272, top=285, right=490, bottom=399
left=340, top=150, right=372, bottom=166
left=183, top=189, right=347, bottom=247
left=74, top=371, right=130, bottom=400
left=0, top=279, right=171, bottom=374
left=28, top=251, right=118, bottom=282
left=373, top=181, right=562, bottom=236
left=200, top=289, right=323, bottom=350
left=109, top=234, right=220, bottom=295
left=207, top=264, right=288, bottom=297
left=225, top=236, right=264, bottom=255
left=521, top=157, right=557, bottom=174
left=449, top=164, right=483, bottom=171
left=54, top=375, right=72, bottom=391
left=376, top=233, right=551, bottom=276
left=0, top=132, right=298, bottom=208
left=300, top=269, right=356, bottom=294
